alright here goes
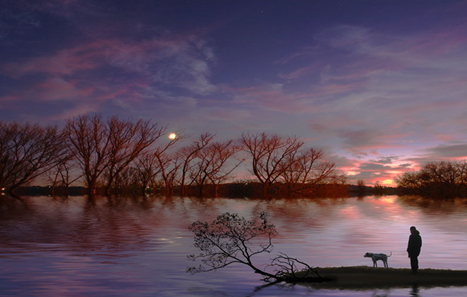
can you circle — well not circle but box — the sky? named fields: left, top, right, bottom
left=1, top=0, right=467, bottom=186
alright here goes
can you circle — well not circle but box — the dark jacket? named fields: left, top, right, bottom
left=407, top=230, right=422, bottom=258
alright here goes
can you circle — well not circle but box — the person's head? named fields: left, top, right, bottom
left=410, top=226, right=417, bottom=234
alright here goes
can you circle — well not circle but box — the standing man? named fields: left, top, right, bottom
left=407, top=226, right=422, bottom=274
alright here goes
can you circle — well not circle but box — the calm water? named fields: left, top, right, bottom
left=1, top=195, right=467, bottom=297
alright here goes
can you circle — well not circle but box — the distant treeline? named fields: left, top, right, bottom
left=12, top=182, right=350, bottom=198
left=1, top=115, right=348, bottom=198
left=11, top=182, right=397, bottom=198
left=395, top=161, right=467, bottom=198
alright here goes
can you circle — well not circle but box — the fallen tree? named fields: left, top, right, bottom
left=187, top=212, right=328, bottom=283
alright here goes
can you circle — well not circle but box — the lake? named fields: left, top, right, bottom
left=1, top=194, right=467, bottom=296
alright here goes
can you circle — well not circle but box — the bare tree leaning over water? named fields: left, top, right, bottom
left=188, top=212, right=326, bottom=283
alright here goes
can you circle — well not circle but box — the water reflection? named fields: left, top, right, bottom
left=371, top=290, right=390, bottom=297
left=1, top=195, right=467, bottom=296
left=0, top=196, right=156, bottom=257
left=410, top=283, right=420, bottom=297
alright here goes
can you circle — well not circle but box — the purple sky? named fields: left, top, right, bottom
left=2, top=0, right=467, bottom=186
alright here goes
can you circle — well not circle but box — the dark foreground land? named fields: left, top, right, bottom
left=297, top=266, right=467, bottom=289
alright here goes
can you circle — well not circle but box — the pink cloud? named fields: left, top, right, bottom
left=396, top=26, right=467, bottom=58
left=51, top=104, right=100, bottom=121
left=37, top=78, right=95, bottom=101
left=3, top=34, right=212, bottom=83
left=278, top=64, right=319, bottom=80
left=424, top=144, right=467, bottom=159
left=2, top=32, right=217, bottom=120
left=94, top=88, right=130, bottom=102
left=0, top=95, right=20, bottom=103
left=338, top=156, right=413, bottom=186
left=226, top=84, right=306, bottom=113
left=3, top=40, right=113, bottom=78
left=314, top=81, right=366, bottom=96
left=0, top=96, right=21, bottom=110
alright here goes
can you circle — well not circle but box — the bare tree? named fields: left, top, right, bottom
left=46, top=154, right=82, bottom=195
left=0, top=121, right=67, bottom=193
left=281, top=148, right=337, bottom=196
left=206, top=140, right=244, bottom=197
left=64, top=115, right=112, bottom=195
left=188, top=212, right=277, bottom=280
left=134, top=152, right=162, bottom=194
left=114, top=166, right=142, bottom=194
left=188, top=212, right=326, bottom=283
left=357, top=179, right=366, bottom=196
left=239, top=132, right=303, bottom=197
left=177, top=133, right=215, bottom=196
left=190, top=140, right=243, bottom=196
left=156, top=152, right=181, bottom=196
left=395, top=160, right=467, bottom=197
left=47, top=163, right=63, bottom=194
left=457, top=161, right=467, bottom=186
left=64, top=115, right=165, bottom=195
left=57, top=158, right=83, bottom=195
left=394, top=171, right=422, bottom=192
left=149, top=130, right=185, bottom=196
left=103, top=117, right=165, bottom=195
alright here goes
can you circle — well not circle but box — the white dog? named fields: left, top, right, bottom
left=364, top=252, right=392, bottom=268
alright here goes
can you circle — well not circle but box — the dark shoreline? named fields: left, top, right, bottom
left=6, top=183, right=396, bottom=198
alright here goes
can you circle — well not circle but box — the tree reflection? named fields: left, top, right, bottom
left=0, top=195, right=163, bottom=257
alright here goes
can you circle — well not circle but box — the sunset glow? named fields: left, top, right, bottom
left=2, top=1, right=467, bottom=186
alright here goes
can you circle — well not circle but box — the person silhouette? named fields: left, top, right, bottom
left=407, top=226, right=422, bottom=274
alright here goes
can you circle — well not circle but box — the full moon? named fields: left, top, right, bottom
left=168, top=133, right=177, bottom=139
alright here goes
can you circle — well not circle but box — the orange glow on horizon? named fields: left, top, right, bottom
left=381, top=179, right=394, bottom=185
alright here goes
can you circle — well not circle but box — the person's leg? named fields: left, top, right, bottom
left=410, top=256, right=419, bottom=274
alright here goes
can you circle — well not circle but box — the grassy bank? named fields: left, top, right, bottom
left=297, top=266, right=467, bottom=289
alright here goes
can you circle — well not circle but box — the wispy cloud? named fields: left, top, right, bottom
left=424, top=143, right=467, bottom=159
left=294, top=25, right=467, bottom=151
left=51, top=103, right=100, bottom=121
left=2, top=32, right=217, bottom=119
left=3, top=40, right=110, bottom=78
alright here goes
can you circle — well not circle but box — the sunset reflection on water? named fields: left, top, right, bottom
left=1, top=195, right=467, bottom=296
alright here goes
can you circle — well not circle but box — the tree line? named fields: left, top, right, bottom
left=395, top=161, right=467, bottom=197
left=0, top=115, right=344, bottom=197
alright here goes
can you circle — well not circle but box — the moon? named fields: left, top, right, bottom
left=168, top=133, right=177, bottom=139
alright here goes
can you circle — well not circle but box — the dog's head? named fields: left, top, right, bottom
left=363, top=252, right=373, bottom=258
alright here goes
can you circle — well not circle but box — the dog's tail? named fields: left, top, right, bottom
left=388, top=251, right=392, bottom=257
